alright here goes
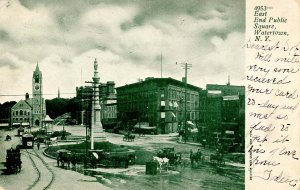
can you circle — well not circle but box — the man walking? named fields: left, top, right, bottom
left=37, top=142, right=40, bottom=150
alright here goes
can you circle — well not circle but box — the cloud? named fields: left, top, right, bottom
left=189, top=32, right=245, bottom=86
left=0, top=0, right=245, bottom=102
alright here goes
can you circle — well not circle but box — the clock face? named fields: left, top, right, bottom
left=35, top=85, right=40, bottom=90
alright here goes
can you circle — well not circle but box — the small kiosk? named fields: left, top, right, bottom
left=17, top=127, right=25, bottom=136
left=43, top=115, right=54, bottom=135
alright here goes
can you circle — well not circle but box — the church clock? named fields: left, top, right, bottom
left=35, top=84, right=40, bottom=90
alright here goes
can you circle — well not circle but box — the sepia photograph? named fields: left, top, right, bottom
left=0, top=0, right=245, bottom=189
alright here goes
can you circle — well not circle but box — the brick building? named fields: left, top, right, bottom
left=75, top=81, right=117, bottom=128
left=198, top=83, right=245, bottom=149
left=116, top=77, right=201, bottom=134
left=99, top=81, right=117, bottom=128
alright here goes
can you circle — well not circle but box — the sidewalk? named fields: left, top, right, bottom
left=177, top=140, right=202, bottom=147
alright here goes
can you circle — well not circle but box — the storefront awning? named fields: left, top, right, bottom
left=191, top=128, right=198, bottom=133
left=171, top=112, right=176, bottom=118
left=187, top=121, right=195, bottom=126
left=225, top=130, right=235, bottom=135
left=0, top=123, right=9, bottom=127
left=173, top=101, right=179, bottom=108
left=223, top=95, right=239, bottom=101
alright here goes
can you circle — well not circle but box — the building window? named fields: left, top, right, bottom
left=16, top=111, right=18, bottom=115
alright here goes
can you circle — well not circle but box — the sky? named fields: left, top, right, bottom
left=0, top=0, right=245, bottom=103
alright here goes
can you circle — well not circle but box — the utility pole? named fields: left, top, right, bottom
left=181, top=63, right=192, bottom=142
left=160, top=52, right=163, bottom=78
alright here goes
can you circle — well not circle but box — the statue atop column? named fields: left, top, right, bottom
left=94, top=58, right=98, bottom=71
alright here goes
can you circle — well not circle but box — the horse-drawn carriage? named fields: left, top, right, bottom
left=210, top=152, right=225, bottom=166
left=156, top=147, right=182, bottom=166
left=190, top=148, right=225, bottom=168
left=57, top=149, right=136, bottom=169
left=4, top=147, right=22, bottom=174
left=101, top=150, right=136, bottom=168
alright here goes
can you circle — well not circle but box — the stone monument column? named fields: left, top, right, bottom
left=91, top=58, right=106, bottom=150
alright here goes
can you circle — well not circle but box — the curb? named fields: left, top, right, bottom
left=42, top=147, right=57, bottom=160
left=177, top=141, right=202, bottom=147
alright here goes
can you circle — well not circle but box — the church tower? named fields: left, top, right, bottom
left=32, top=64, right=45, bottom=127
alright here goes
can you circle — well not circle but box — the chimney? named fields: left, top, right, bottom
left=107, top=81, right=115, bottom=95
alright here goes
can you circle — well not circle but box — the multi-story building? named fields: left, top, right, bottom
left=75, top=86, right=93, bottom=126
left=11, top=64, right=46, bottom=127
left=116, top=77, right=201, bottom=134
left=10, top=94, right=32, bottom=127
left=75, top=81, right=117, bottom=128
left=198, top=82, right=245, bottom=148
left=99, top=81, right=117, bottom=129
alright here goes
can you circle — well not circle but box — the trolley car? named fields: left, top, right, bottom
left=22, top=133, right=34, bottom=149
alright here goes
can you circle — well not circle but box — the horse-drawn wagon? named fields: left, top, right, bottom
left=4, top=148, right=22, bottom=174
left=156, top=147, right=182, bottom=166
left=56, top=149, right=136, bottom=169
left=91, top=149, right=136, bottom=168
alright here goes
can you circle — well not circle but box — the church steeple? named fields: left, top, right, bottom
left=32, top=63, right=44, bottom=128
left=33, top=63, right=42, bottom=78
left=227, top=75, right=231, bottom=86
left=35, top=63, right=40, bottom=71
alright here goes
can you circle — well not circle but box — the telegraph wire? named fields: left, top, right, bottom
left=0, top=92, right=76, bottom=97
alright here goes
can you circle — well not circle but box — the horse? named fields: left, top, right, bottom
left=70, top=154, right=83, bottom=171
left=57, top=152, right=71, bottom=168
left=190, top=149, right=202, bottom=168
left=123, top=133, right=135, bottom=142
left=210, top=152, right=225, bottom=167
left=153, top=156, right=169, bottom=173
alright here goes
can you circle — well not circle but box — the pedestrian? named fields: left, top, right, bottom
left=178, top=129, right=183, bottom=142
left=37, top=142, right=40, bottom=150
left=190, top=149, right=194, bottom=167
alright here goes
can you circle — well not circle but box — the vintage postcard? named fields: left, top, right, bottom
left=0, top=0, right=298, bottom=190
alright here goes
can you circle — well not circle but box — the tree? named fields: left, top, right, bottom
left=0, top=101, right=16, bottom=123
